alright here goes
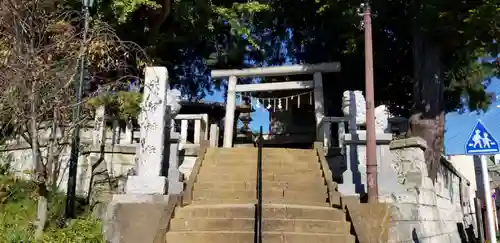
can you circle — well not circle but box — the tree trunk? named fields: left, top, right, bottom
left=30, top=84, right=48, bottom=239
left=47, top=109, right=58, bottom=187
left=408, top=24, right=445, bottom=183
left=148, top=0, right=172, bottom=42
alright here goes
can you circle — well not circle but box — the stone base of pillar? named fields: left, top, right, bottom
left=167, top=132, right=183, bottom=194
left=337, top=183, right=359, bottom=197
left=338, top=131, right=392, bottom=196
left=103, top=194, right=175, bottom=243
left=125, top=175, right=168, bottom=194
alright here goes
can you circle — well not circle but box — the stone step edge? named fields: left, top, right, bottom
left=170, top=217, right=345, bottom=223
left=192, top=188, right=327, bottom=193
left=166, top=230, right=348, bottom=236
left=179, top=203, right=337, bottom=210
left=196, top=174, right=323, bottom=178
left=194, top=181, right=326, bottom=185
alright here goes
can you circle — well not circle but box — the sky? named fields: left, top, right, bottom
left=444, top=55, right=500, bottom=155
left=445, top=77, right=500, bottom=155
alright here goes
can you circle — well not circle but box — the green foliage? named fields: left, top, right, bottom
left=0, top=174, right=104, bottom=242
left=236, top=0, right=499, bottom=115
left=42, top=216, right=104, bottom=243
left=66, top=0, right=500, bottom=109
left=111, top=0, right=159, bottom=23
left=87, top=91, right=142, bottom=119
left=214, top=2, right=271, bottom=48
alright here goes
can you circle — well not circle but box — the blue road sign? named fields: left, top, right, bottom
left=465, top=120, right=499, bottom=155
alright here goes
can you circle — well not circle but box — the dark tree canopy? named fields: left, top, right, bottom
left=33, top=0, right=499, bottom=180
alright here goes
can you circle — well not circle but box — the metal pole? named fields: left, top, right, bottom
left=481, top=155, right=497, bottom=243
left=475, top=197, right=485, bottom=243
left=363, top=3, right=378, bottom=203
left=255, top=126, right=263, bottom=243
left=65, top=5, right=90, bottom=219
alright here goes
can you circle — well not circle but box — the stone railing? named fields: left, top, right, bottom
left=92, top=106, right=220, bottom=149
left=174, top=114, right=208, bottom=149
left=322, top=116, right=349, bottom=153
left=322, top=115, right=410, bottom=154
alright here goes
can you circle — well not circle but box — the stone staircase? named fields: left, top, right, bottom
left=165, top=147, right=355, bottom=243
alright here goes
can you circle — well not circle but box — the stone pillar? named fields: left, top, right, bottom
left=167, top=132, right=183, bottom=194
left=180, top=119, right=188, bottom=145
left=313, top=72, right=325, bottom=142
left=223, top=76, right=237, bottom=148
left=112, top=119, right=120, bottom=145
left=125, top=67, right=169, bottom=195
left=124, top=120, right=134, bottom=144
left=323, top=120, right=331, bottom=150
left=194, top=119, right=201, bottom=144
left=338, top=131, right=392, bottom=196
left=202, top=114, right=209, bottom=140
left=93, top=105, right=106, bottom=146
left=209, top=124, right=219, bottom=147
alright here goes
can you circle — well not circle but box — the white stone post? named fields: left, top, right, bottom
left=180, top=119, right=188, bottom=145
left=194, top=119, right=201, bottom=145
left=93, top=106, right=106, bottom=146
left=202, top=114, right=209, bottom=140
left=313, top=72, right=325, bottom=143
left=167, top=131, right=183, bottom=194
left=216, top=126, right=220, bottom=147
left=338, top=121, right=346, bottom=154
left=112, top=119, right=120, bottom=144
left=124, top=120, right=134, bottom=144
left=125, top=67, right=169, bottom=195
left=223, top=76, right=237, bottom=148
left=209, top=124, right=219, bottom=147
left=323, top=120, right=331, bottom=153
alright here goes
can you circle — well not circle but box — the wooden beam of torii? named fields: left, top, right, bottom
left=211, top=62, right=341, bottom=148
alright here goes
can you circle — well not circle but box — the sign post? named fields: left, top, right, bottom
left=493, top=190, right=498, bottom=232
left=465, top=120, right=498, bottom=243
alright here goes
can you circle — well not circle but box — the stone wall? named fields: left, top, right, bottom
left=384, top=137, right=475, bottom=243
left=448, top=155, right=477, bottom=235
left=0, top=138, right=200, bottom=198
left=0, top=141, right=136, bottom=196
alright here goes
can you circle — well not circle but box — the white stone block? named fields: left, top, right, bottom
left=179, top=156, right=197, bottom=180
left=125, top=175, right=167, bottom=194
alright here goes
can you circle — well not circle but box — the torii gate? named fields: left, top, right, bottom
left=211, top=62, right=341, bottom=148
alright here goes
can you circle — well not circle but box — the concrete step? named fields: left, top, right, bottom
left=170, top=218, right=349, bottom=234
left=196, top=171, right=323, bottom=181
left=174, top=204, right=346, bottom=220
left=200, top=163, right=321, bottom=171
left=192, top=189, right=327, bottom=202
left=191, top=198, right=329, bottom=206
left=209, top=154, right=318, bottom=159
left=205, top=153, right=318, bottom=159
left=196, top=172, right=324, bottom=183
left=201, top=160, right=321, bottom=168
left=166, top=231, right=355, bottom=243
left=209, top=148, right=314, bottom=154
left=193, top=181, right=327, bottom=192
left=206, top=153, right=317, bottom=160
